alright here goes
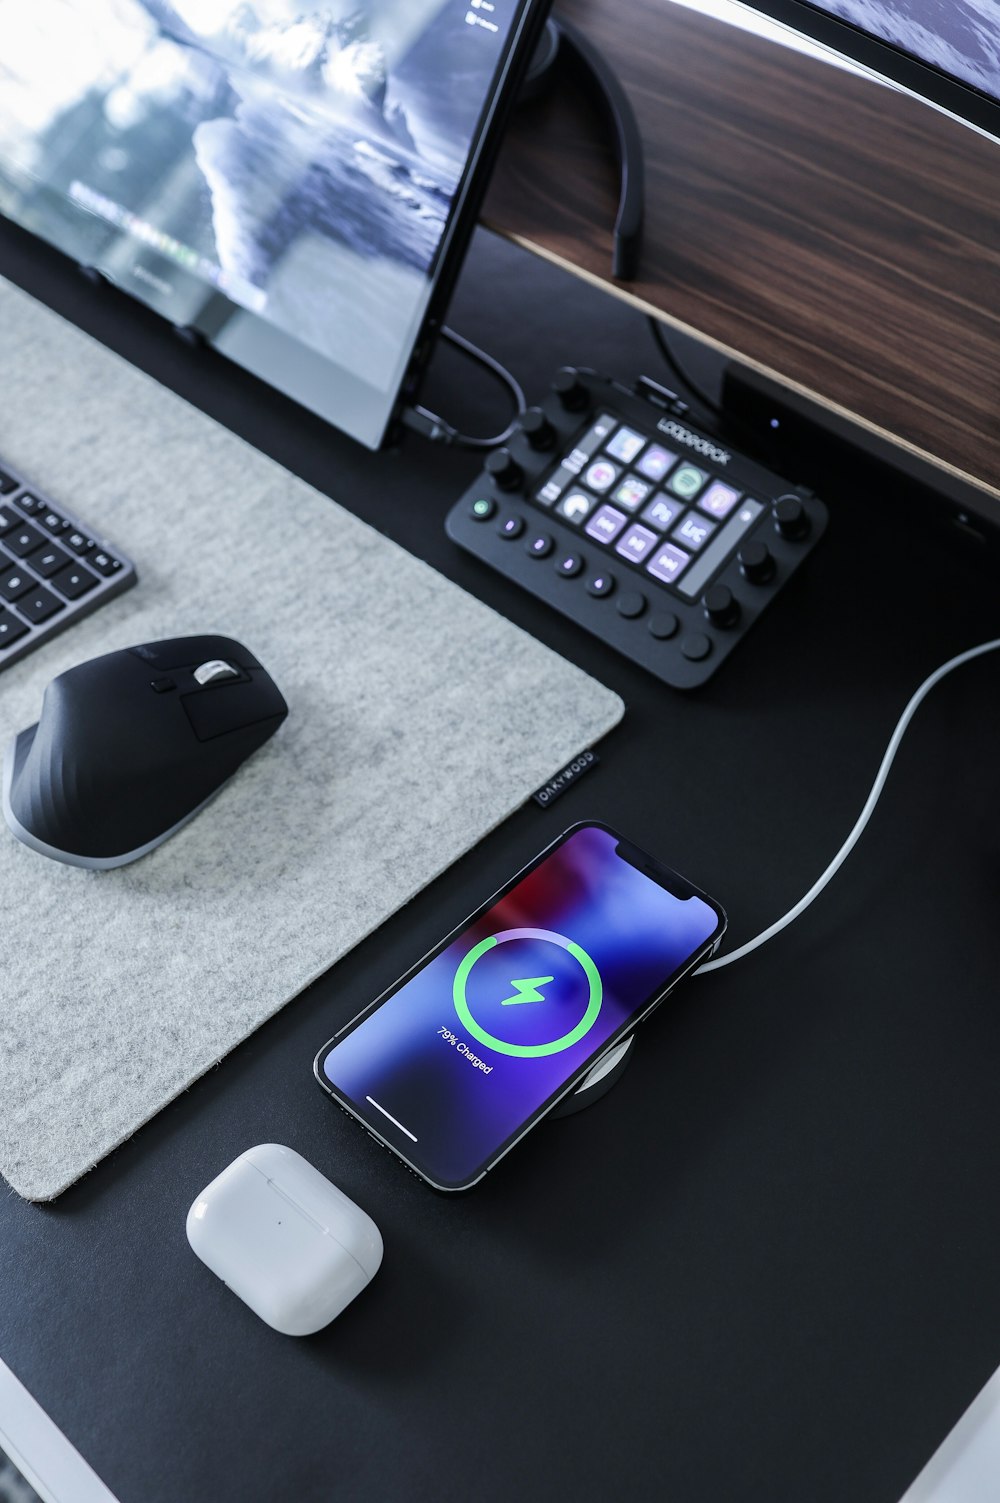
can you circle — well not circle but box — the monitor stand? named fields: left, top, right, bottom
left=519, top=18, right=644, bottom=281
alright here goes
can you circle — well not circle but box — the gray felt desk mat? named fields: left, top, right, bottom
left=0, top=278, right=623, bottom=1201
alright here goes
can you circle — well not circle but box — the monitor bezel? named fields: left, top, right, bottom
left=731, top=0, right=1000, bottom=146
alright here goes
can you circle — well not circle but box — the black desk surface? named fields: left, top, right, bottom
left=2, top=224, right=1000, bottom=1503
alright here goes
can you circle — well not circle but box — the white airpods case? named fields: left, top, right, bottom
left=186, top=1143, right=383, bottom=1335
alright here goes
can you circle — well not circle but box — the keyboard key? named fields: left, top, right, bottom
left=647, top=542, right=691, bottom=586
left=557, top=491, right=595, bottom=525
left=606, top=425, right=646, bottom=463
left=0, top=566, right=35, bottom=603
left=585, top=504, right=628, bottom=545
left=51, top=561, right=99, bottom=600
left=673, top=513, right=718, bottom=552
left=583, top=459, right=619, bottom=493
left=698, top=480, right=742, bottom=520
left=640, top=493, right=685, bottom=532
left=636, top=445, right=677, bottom=482
left=5, top=521, right=45, bottom=557
left=29, top=542, right=73, bottom=578
left=666, top=463, right=709, bottom=501
left=615, top=523, right=658, bottom=564
left=16, top=586, right=64, bottom=624
left=0, top=457, right=135, bottom=674
left=611, top=475, right=651, bottom=512
left=0, top=608, right=30, bottom=648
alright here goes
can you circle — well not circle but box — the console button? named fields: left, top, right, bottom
left=702, top=583, right=740, bottom=627
left=616, top=590, right=646, bottom=619
left=470, top=496, right=496, bottom=521
left=773, top=494, right=810, bottom=539
left=497, top=513, right=525, bottom=540
left=738, top=540, right=775, bottom=583
left=525, top=531, right=554, bottom=559
left=484, top=449, right=523, bottom=491
left=552, top=368, right=589, bottom=411
left=521, top=407, right=556, bottom=450
left=681, top=633, right=712, bottom=661
left=586, top=571, right=615, bottom=598
left=648, top=612, right=679, bottom=639
left=554, top=551, right=584, bottom=578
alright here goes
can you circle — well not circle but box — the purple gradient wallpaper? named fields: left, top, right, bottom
left=319, top=825, right=723, bottom=1188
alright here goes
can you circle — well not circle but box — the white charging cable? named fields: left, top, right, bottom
left=695, top=637, right=1000, bottom=975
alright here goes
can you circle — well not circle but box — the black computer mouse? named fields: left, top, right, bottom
left=2, top=635, right=288, bottom=869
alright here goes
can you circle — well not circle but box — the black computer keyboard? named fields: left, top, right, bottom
left=0, top=458, right=136, bottom=671
left=446, top=369, right=828, bottom=689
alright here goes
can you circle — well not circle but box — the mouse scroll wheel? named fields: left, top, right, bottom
left=193, top=659, right=240, bottom=686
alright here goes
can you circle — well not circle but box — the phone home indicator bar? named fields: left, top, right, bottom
left=366, top=1095, right=418, bottom=1142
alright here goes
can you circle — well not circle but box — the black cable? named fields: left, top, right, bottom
left=647, top=315, right=778, bottom=466
left=401, top=327, right=526, bottom=451
left=647, top=316, right=722, bottom=420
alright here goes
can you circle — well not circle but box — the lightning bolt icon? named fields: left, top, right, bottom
left=500, top=976, right=554, bottom=1006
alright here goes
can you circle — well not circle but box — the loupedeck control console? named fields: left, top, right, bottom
left=446, top=368, right=827, bottom=688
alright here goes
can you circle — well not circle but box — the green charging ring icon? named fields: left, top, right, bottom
left=453, top=927, right=603, bottom=1058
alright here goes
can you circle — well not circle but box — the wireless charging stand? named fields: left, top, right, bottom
left=550, top=1035, right=635, bottom=1118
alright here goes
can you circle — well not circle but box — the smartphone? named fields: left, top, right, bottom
left=314, top=823, right=726, bottom=1191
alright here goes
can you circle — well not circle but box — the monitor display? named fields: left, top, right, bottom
left=807, top=1, right=1000, bottom=103
left=735, top=0, right=1000, bottom=143
left=0, top=0, right=546, bottom=448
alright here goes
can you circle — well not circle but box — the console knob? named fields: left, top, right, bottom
left=484, top=448, right=524, bottom=491
left=521, top=406, right=556, bottom=450
left=772, top=494, right=810, bottom=540
left=738, top=540, right=775, bottom=584
left=552, top=367, right=589, bottom=412
left=702, top=583, right=741, bottom=628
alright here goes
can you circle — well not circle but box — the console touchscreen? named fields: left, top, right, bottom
left=0, top=0, right=547, bottom=446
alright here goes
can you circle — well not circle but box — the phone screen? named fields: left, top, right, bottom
left=315, top=824, right=725, bottom=1189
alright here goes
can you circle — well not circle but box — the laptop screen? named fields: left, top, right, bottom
left=0, top=0, right=544, bottom=447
